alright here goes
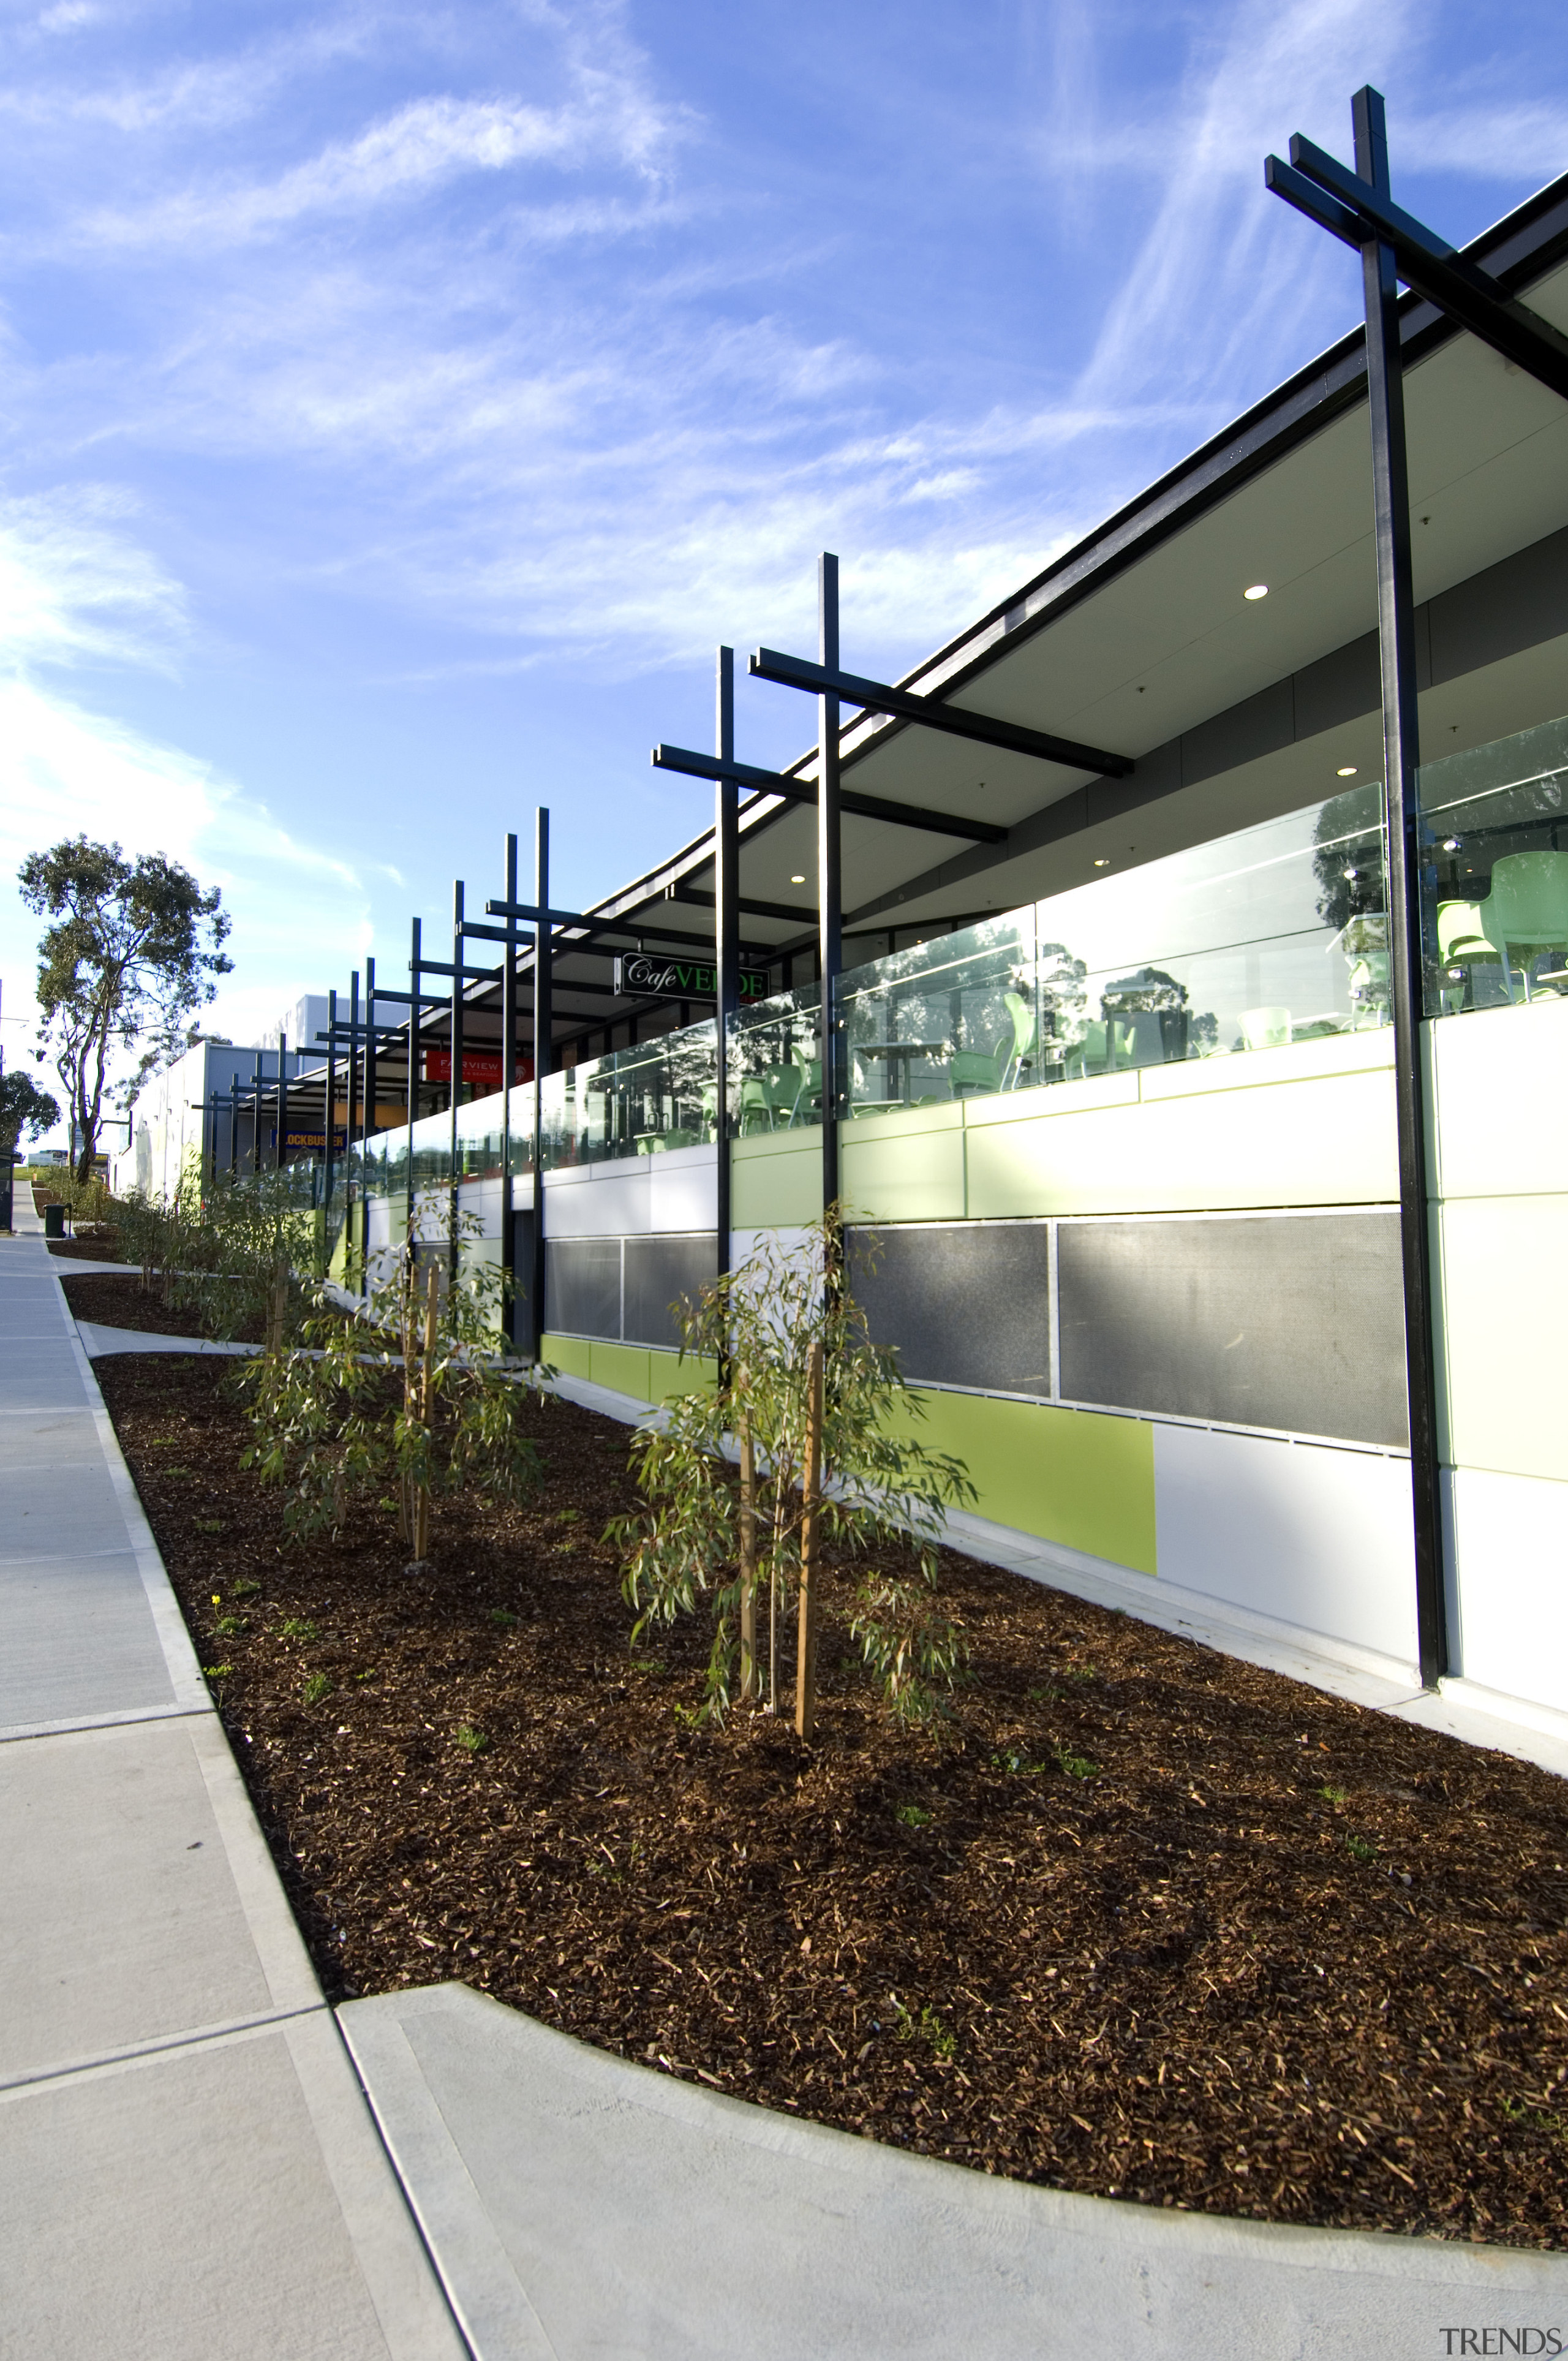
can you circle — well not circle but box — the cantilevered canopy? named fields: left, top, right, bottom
left=434, top=168, right=1568, bottom=1065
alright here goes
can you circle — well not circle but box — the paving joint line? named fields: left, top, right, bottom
left=0, top=2000, right=329, bottom=2097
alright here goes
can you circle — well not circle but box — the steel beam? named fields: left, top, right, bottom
left=362, top=956, right=377, bottom=1299
left=530, top=810, right=551, bottom=1364
left=500, top=833, right=519, bottom=1336
left=449, top=883, right=464, bottom=1283
left=748, top=648, right=1132, bottom=777
left=652, top=742, right=1009, bottom=845
left=1267, top=144, right=1568, bottom=401
left=1352, top=85, right=1448, bottom=1690
left=714, top=647, right=737, bottom=1284
left=819, top=554, right=842, bottom=1214
left=666, top=886, right=815, bottom=924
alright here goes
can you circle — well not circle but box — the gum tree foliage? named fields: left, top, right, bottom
left=611, top=1209, right=976, bottom=1730
left=115, top=1162, right=320, bottom=1335
left=239, top=1226, right=545, bottom=1557
left=18, top=837, right=232, bottom=1182
left=0, top=1070, right=60, bottom=1161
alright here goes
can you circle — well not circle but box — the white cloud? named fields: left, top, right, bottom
left=0, top=490, right=187, bottom=672
left=0, top=510, right=371, bottom=1092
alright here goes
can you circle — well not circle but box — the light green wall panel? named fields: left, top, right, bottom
left=899, top=1389, right=1158, bottom=1573
left=588, top=1340, right=653, bottom=1399
left=1432, top=1193, right=1568, bottom=1482
left=647, top=1348, right=716, bottom=1400
left=964, top=1065, right=1396, bottom=1217
left=1429, top=997, right=1568, bottom=1201
left=542, top=1332, right=592, bottom=1380
left=733, top=1129, right=823, bottom=1227
left=1138, top=1027, right=1393, bottom=1103
left=842, top=1118, right=964, bottom=1223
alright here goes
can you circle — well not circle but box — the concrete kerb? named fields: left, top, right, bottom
left=340, top=1981, right=1568, bottom=2361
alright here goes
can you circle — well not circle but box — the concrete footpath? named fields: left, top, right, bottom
left=0, top=1215, right=466, bottom=2361
left=9, top=1212, right=1568, bottom=2359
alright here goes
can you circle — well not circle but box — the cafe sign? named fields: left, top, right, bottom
left=614, top=954, right=771, bottom=1002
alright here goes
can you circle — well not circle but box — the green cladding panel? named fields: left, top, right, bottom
left=898, top=1389, right=1158, bottom=1574
left=842, top=1105, right=965, bottom=1223
left=732, top=1128, right=823, bottom=1228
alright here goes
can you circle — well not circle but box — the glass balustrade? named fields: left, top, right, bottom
left=538, top=1016, right=720, bottom=1169
left=726, top=980, right=823, bottom=1133
left=827, top=785, right=1389, bottom=1119
left=1416, top=711, right=1568, bottom=1015
left=342, top=773, right=1408, bottom=1176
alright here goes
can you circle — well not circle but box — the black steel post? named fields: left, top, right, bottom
left=449, top=882, right=464, bottom=1285
left=818, top=553, right=842, bottom=1221
left=277, top=1034, right=288, bottom=1172
left=1354, top=85, right=1447, bottom=1688
left=406, top=916, right=420, bottom=1255
left=347, top=970, right=360, bottom=1283
left=251, top=1057, right=262, bottom=1175
left=715, top=647, right=738, bottom=1283
left=530, top=809, right=550, bottom=1362
left=228, top=1082, right=238, bottom=1178
left=500, top=833, right=519, bottom=1335
left=362, top=956, right=377, bottom=1298
left=323, top=991, right=337, bottom=1220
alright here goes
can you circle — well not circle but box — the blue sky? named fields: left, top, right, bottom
left=1, top=0, right=1565, bottom=1131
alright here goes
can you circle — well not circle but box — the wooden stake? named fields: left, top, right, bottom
left=794, top=1340, right=824, bottom=1743
left=737, top=1370, right=757, bottom=1701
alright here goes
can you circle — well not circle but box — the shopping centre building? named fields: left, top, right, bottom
left=116, top=104, right=1568, bottom=1749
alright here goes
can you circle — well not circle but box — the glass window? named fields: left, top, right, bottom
left=540, top=1016, right=719, bottom=1170
left=1416, top=711, right=1568, bottom=1016
left=826, top=787, right=1389, bottom=1119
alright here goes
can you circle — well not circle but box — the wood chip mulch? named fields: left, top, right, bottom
left=62, top=1271, right=265, bottom=1343
left=48, top=1237, right=126, bottom=1264
left=94, top=1350, right=1568, bottom=2249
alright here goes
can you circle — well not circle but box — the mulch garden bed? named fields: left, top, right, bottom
left=94, top=1348, right=1568, bottom=2248
left=48, top=1236, right=126, bottom=1264
left=61, top=1271, right=265, bottom=1343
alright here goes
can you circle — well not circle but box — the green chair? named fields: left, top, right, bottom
left=788, top=1050, right=823, bottom=1124
left=737, top=1077, right=773, bottom=1133
left=948, top=991, right=1036, bottom=1098
left=1479, top=851, right=1568, bottom=1001
left=1437, top=899, right=1491, bottom=965
left=1239, top=1005, right=1291, bottom=1051
left=763, top=1063, right=806, bottom=1123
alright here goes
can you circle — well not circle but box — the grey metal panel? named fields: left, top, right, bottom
left=849, top=1222, right=1053, bottom=1396
left=1058, top=1212, right=1408, bottom=1446
left=1428, top=520, right=1568, bottom=683
left=1180, top=679, right=1295, bottom=789
left=623, top=1233, right=717, bottom=1350
left=1292, top=630, right=1381, bottom=739
left=545, top=1237, right=621, bottom=1341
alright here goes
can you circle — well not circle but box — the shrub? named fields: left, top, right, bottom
left=238, top=1232, right=545, bottom=1560
left=609, top=1207, right=974, bottom=1737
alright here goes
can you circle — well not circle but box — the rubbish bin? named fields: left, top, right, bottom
left=43, top=1203, right=65, bottom=1238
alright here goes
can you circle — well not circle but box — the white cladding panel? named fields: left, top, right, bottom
left=1153, top=1422, right=1418, bottom=1669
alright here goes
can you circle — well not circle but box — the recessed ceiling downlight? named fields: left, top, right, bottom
left=790, top=874, right=805, bottom=885
left=1243, top=583, right=1269, bottom=601
left=1336, top=765, right=1358, bottom=777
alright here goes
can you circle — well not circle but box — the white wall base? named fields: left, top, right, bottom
left=1446, top=1463, right=1568, bottom=1720
left=1153, top=1422, right=1419, bottom=1668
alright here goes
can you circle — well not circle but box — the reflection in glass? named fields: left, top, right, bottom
left=824, top=788, right=1389, bottom=1120
left=1416, top=712, right=1568, bottom=1015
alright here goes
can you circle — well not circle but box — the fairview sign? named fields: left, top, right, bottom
left=614, top=954, right=771, bottom=1003
left=423, top=1051, right=533, bottom=1086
